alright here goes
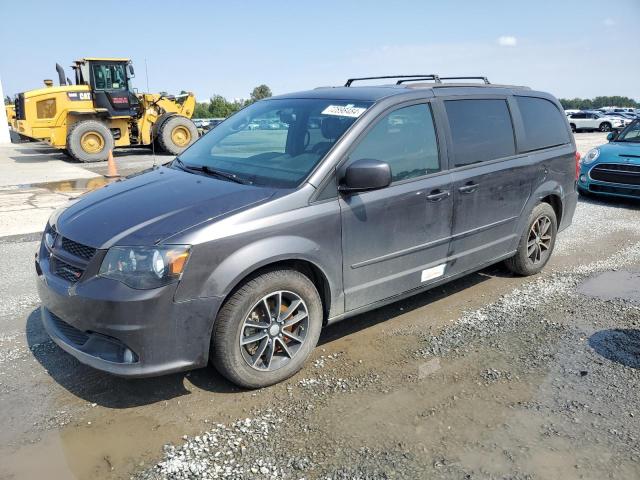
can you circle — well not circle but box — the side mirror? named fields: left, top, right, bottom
left=339, top=159, right=392, bottom=193
left=607, top=132, right=616, bottom=142
left=128, top=64, right=135, bottom=77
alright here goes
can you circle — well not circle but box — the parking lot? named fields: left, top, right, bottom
left=0, top=132, right=639, bottom=479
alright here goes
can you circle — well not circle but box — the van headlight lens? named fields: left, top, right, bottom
left=99, top=245, right=191, bottom=289
left=583, top=148, right=600, bottom=164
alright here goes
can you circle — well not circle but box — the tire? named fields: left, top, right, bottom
left=570, top=123, right=576, bottom=133
left=66, top=120, right=114, bottom=162
left=504, top=202, right=558, bottom=276
left=211, top=269, right=323, bottom=388
left=599, top=122, right=612, bottom=132
left=156, top=115, right=198, bottom=155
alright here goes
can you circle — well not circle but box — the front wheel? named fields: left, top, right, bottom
left=210, top=269, right=323, bottom=388
left=504, top=202, right=557, bottom=276
left=156, top=116, right=198, bottom=155
left=599, top=122, right=612, bottom=132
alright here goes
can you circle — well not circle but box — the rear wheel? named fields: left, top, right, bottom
left=570, top=123, right=576, bottom=133
left=66, top=120, right=114, bottom=162
left=504, top=202, right=557, bottom=276
left=210, top=269, right=323, bottom=388
left=156, top=116, right=198, bottom=155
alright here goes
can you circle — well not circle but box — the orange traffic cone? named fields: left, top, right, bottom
left=105, top=149, right=120, bottom=178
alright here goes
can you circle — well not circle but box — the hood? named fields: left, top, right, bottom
left=52, top=166, right=277, bottom=248
left=597, top=142, right=640, bottom=165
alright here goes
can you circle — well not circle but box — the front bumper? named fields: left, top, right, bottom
left=36, top=251, right=222, bottom=378
left=578, top=163, right=640, bottom=199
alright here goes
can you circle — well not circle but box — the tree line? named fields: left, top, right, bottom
left=559, top=96, right=639, bottom=110
left=192, top=84, right=272, bottom=118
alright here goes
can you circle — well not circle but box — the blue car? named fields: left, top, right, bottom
left=578, top=120, right=640, bottom=199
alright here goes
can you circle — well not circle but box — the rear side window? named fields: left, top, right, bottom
left=445, top=99, right=515, bottom=167
left=515, top=96, right=571, bottom=152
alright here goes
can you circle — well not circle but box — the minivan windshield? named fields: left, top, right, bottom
left=175, top=98, right=372, bottom=188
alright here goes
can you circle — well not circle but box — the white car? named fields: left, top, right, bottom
left=567, top=111, right=626, bottom=132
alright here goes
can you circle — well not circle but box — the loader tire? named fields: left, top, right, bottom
left=66, top=120, right=114, bottom=163
left=156, top=116, right=198, bottom=155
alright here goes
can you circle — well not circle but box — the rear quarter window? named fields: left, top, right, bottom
left=444, top=99, right=515, bottom=167
left=516, top=96, right=571, bottom=152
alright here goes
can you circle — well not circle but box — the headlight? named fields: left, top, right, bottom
left=99, top=245, right=191, bottom=289
left=582, top=148, right=600, bottom=165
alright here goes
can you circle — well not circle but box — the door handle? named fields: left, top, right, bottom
left=426, top=190, right=450, bottom=202
left=458, top=182, right=479, bottom=194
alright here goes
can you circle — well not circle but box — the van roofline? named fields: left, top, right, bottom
left=271, top=82, right=534, bottom=103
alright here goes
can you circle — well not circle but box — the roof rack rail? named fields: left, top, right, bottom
left=396, top=76, right=441, bottom=85
left=344, top=75, right=440, bottom=87
left=345, top=75, right=491, bottom=87
left=438, top=76, right=490, bottom=84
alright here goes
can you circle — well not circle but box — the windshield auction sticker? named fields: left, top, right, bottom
left=321, top=104, right=367, bottom=118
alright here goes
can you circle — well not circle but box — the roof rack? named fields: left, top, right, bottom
left=438, top=76, right=490, bottom=84
left=344, top=74, right=490, bottom=87
left=345, top=75, right=440, bottom=87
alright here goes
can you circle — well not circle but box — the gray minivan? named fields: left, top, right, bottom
left=36, top=75, right=578, bottom=388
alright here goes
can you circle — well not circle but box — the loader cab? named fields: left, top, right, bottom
left=76, top=58, right=139, bottom=117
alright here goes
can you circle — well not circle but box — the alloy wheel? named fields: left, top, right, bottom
left=239, top=290, right=309, bottom=371
left=527, top=215, right=552, bottom=264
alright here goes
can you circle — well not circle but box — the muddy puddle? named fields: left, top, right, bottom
left=578, top=270, right=640, bottom=304
left=17, top=176, right=117, bottom=194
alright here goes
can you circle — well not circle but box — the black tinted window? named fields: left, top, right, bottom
left=350, top=103, right=439, bottom=182
left=571, top=113, right=585, bottom=119
left=516, top=96, right=571, bottom=152
left=445, top=99, right=515, bottom=167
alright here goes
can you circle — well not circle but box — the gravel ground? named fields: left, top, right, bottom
left=133, top=210, right=640, bottom=480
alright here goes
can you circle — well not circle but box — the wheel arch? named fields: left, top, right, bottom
left=221, top=258, right=333, bottom=325
left=539, top=192, right=563, bottom=226
left=510, top=182, right=564, bottom=251
left=187, top=235, right=341, bottom=328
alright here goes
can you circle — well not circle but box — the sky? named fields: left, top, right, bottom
left=1, top=0, right=639, bottom=102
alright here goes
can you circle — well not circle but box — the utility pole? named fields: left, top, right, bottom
left=0, top=75, right=10, bottom=145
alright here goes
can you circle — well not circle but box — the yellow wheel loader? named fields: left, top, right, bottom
left=12, top=58, right=198, bottom=162
left=5, top=102, right=16, bottom=127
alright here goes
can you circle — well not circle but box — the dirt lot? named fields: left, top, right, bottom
left=1, top=132, right=639, bottom=479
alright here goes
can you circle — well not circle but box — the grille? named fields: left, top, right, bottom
left=61, top=237, right=96, bottom=260
left=590, top=183, right=640, bottom=197
left=53, top=258, right=84, bottom=283
left=50, top=312, right=90, bottom=346
left=590, top=163, right=640, bottom=186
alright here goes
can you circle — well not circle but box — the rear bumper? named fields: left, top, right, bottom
left=36, top=254, right=222, bottom=378
left=559, top=189, right=578, bottom=232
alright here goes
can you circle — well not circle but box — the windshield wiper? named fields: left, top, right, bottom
left=173, top=158, right=248, bottom=184
left=200, top=166, right=249, bottom=184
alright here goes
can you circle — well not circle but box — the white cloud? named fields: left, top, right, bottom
left=603, top=18, right=615, bottom=27
left=498, top=36, right=518, bottom=47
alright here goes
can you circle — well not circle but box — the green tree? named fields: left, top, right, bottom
left=208, top=95, right=233, bottom=117
left=559, top=96, right=639, bottom=110
left=250, top=84, right=272, bottom=102
left=193, top=102, right=211, bottom=118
